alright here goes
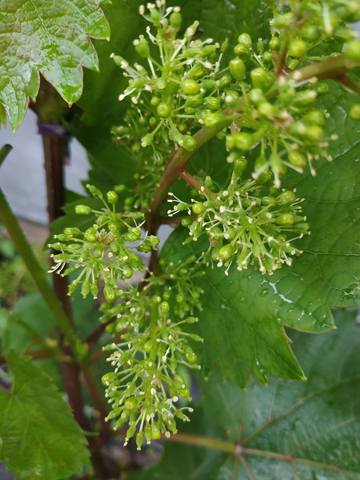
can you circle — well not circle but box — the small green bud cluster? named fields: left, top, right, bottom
left=101, top=278, right=202, bottom=449
left=113, top=1, right=225, bottom=155
left=229, top=78, right=332, bottom=186
left=168, top=172, right=309, bottom=275
left=48, top=185, right=159, bottom=298
left=158, top=256, right=205, bottom=318
left=271, top=0, right=360, bottom=66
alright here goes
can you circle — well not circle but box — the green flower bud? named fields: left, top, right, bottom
left=304, top=125, right=324, bottom=142
left=205, top=96, right=221, bottom=111
left=276, top=213, right=295, bottom=225
left=84, top=227, right=97, bottom=242
left=203, top=112, right=225, bottom=128
left=75, top=205, right=92, bottom=215
left=238, top=33, right=252, bottom=47
left=157, top=102, right=172, bottom=118
left=345, top=40, right=360, bottom=62
left=229, top=58, right=246, bottom=80
left=182, top=79, right=201, bottom=95
left=233, top=156, right=248, bottom=177
left=269, top=36, right=280, bottom=50
left=288, top=38, right=307, bottom=57
left=150, top=96, right=161, bottom=106
left=218, top=244, right=235, bottom=262
left=134, top=36, right=150, bottom=58
left=303, top=110, right=325, bottom=126
left=107, top=190, right=118, bottom=204
left=294, top=90, right=317, bottom=106
left=234, top=132, right=255, bottom=151
left=289, top=150, right=307, bottom=169
left=192, top=202, right=206, bottom=215
left=250, top=67, right=274, bottom=91
left=258, top=101, right=276, bottom=117
left=278, top=190, right=296, bottom=205
left=350, top=104, right=360, bottom=120
left=170, top=11, right=182, bottom=28
left=182, top=135, right=198, bottom=152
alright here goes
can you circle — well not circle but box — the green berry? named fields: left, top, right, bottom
left=258, top=101, right=276, bottom=117
left=238, top=33, right=252, bottom=47
left=234, top=43, right=250, bottom=57
left=134, top=36, right=150, bottom=58
left=249, top=88, right=265, bottom=105
left=203, top=112, right=225, bottom=128
left=289, top=150, right=306, bottom=169
left=350, top=104, right=360, bottom=120
left=84, top=227, right=97, bottom=242
left=182, top=79, right=201, bottom=95
left=218, top=244, right=235, bottom=262
left=303, top=110, right=325, bottom=126
left=157, top=102, right=171, bottom=118
left=288, top=38, right=307, bottom=57
left=229, top=58, right=246, bottom=80
left=107, top=190, right=118, bottom=204
left=205, top=96, right=221, bottom=111
left=345, top=40, right=360, bottom=62
left=251, top=67, right=274, bottom=91
left=182, top=135, right=198, bottom=152
left=269, top=36, right=280, bottom=50
left=276, top=213, right=295, bottom=226
left=218, top=74, right=232, bottom=88
left=201, top=79, right=216, bottom=92
left=294, top=90, right=317, bottom=106
left=305, top=125, right=324, bottom=142
left=233, top=156, right=248, bottom=177
left=122, top=266, right=133, bottom=279
left=278, top=190, right=296, bottom=205
left=235, top=132, right=255, bottom=151
left=192, top=202, right=206, bottom=215
left=75, top=205, right=91, bottom=215
left=170, top=11, right=182, bottom=28
left=301, top=25, right=318, bottom=41
left=150, top=96, right=161, bottom=107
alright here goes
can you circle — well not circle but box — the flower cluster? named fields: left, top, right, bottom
left=48, top=185, right=159, bottom=299
left=168, top=167, right=309, bottom=275
left=101, top=272, right=203, bottom=448
left=271, top=0, right=360, bottom=67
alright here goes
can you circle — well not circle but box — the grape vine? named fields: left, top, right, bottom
left=50, top=0, right=360, bottom=448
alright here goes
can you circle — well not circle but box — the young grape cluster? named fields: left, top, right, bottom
left=101, top=262, right=203, bottom=449
left=49, top=184, right=159, bottom=299
left=168, top=164, right=309, bottom=275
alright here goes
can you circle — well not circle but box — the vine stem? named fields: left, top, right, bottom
left=168, top=433, right=356, bottom=475
left=0, top=146, right=80, bottom=354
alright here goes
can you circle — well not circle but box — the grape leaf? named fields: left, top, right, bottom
left=0, top=353, right=90, bottom=479
left=131, top=310, right=360, bottom=480
left=0, top=0, right=110, bottom=130
left=201, top=309, right=360, bottom=479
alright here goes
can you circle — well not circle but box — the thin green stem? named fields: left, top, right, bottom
left=291, top=54, right=360, bottom=83
left=168, top=433, right=360, bottom=476
left=168, top=433, right=236, bottom=456
left=0, top=147, right=81, bottom=356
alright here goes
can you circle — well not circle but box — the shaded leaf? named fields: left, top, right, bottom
left=0, top=353, right=90, bottom=479
left=201, top=309, right=360, bottom=479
